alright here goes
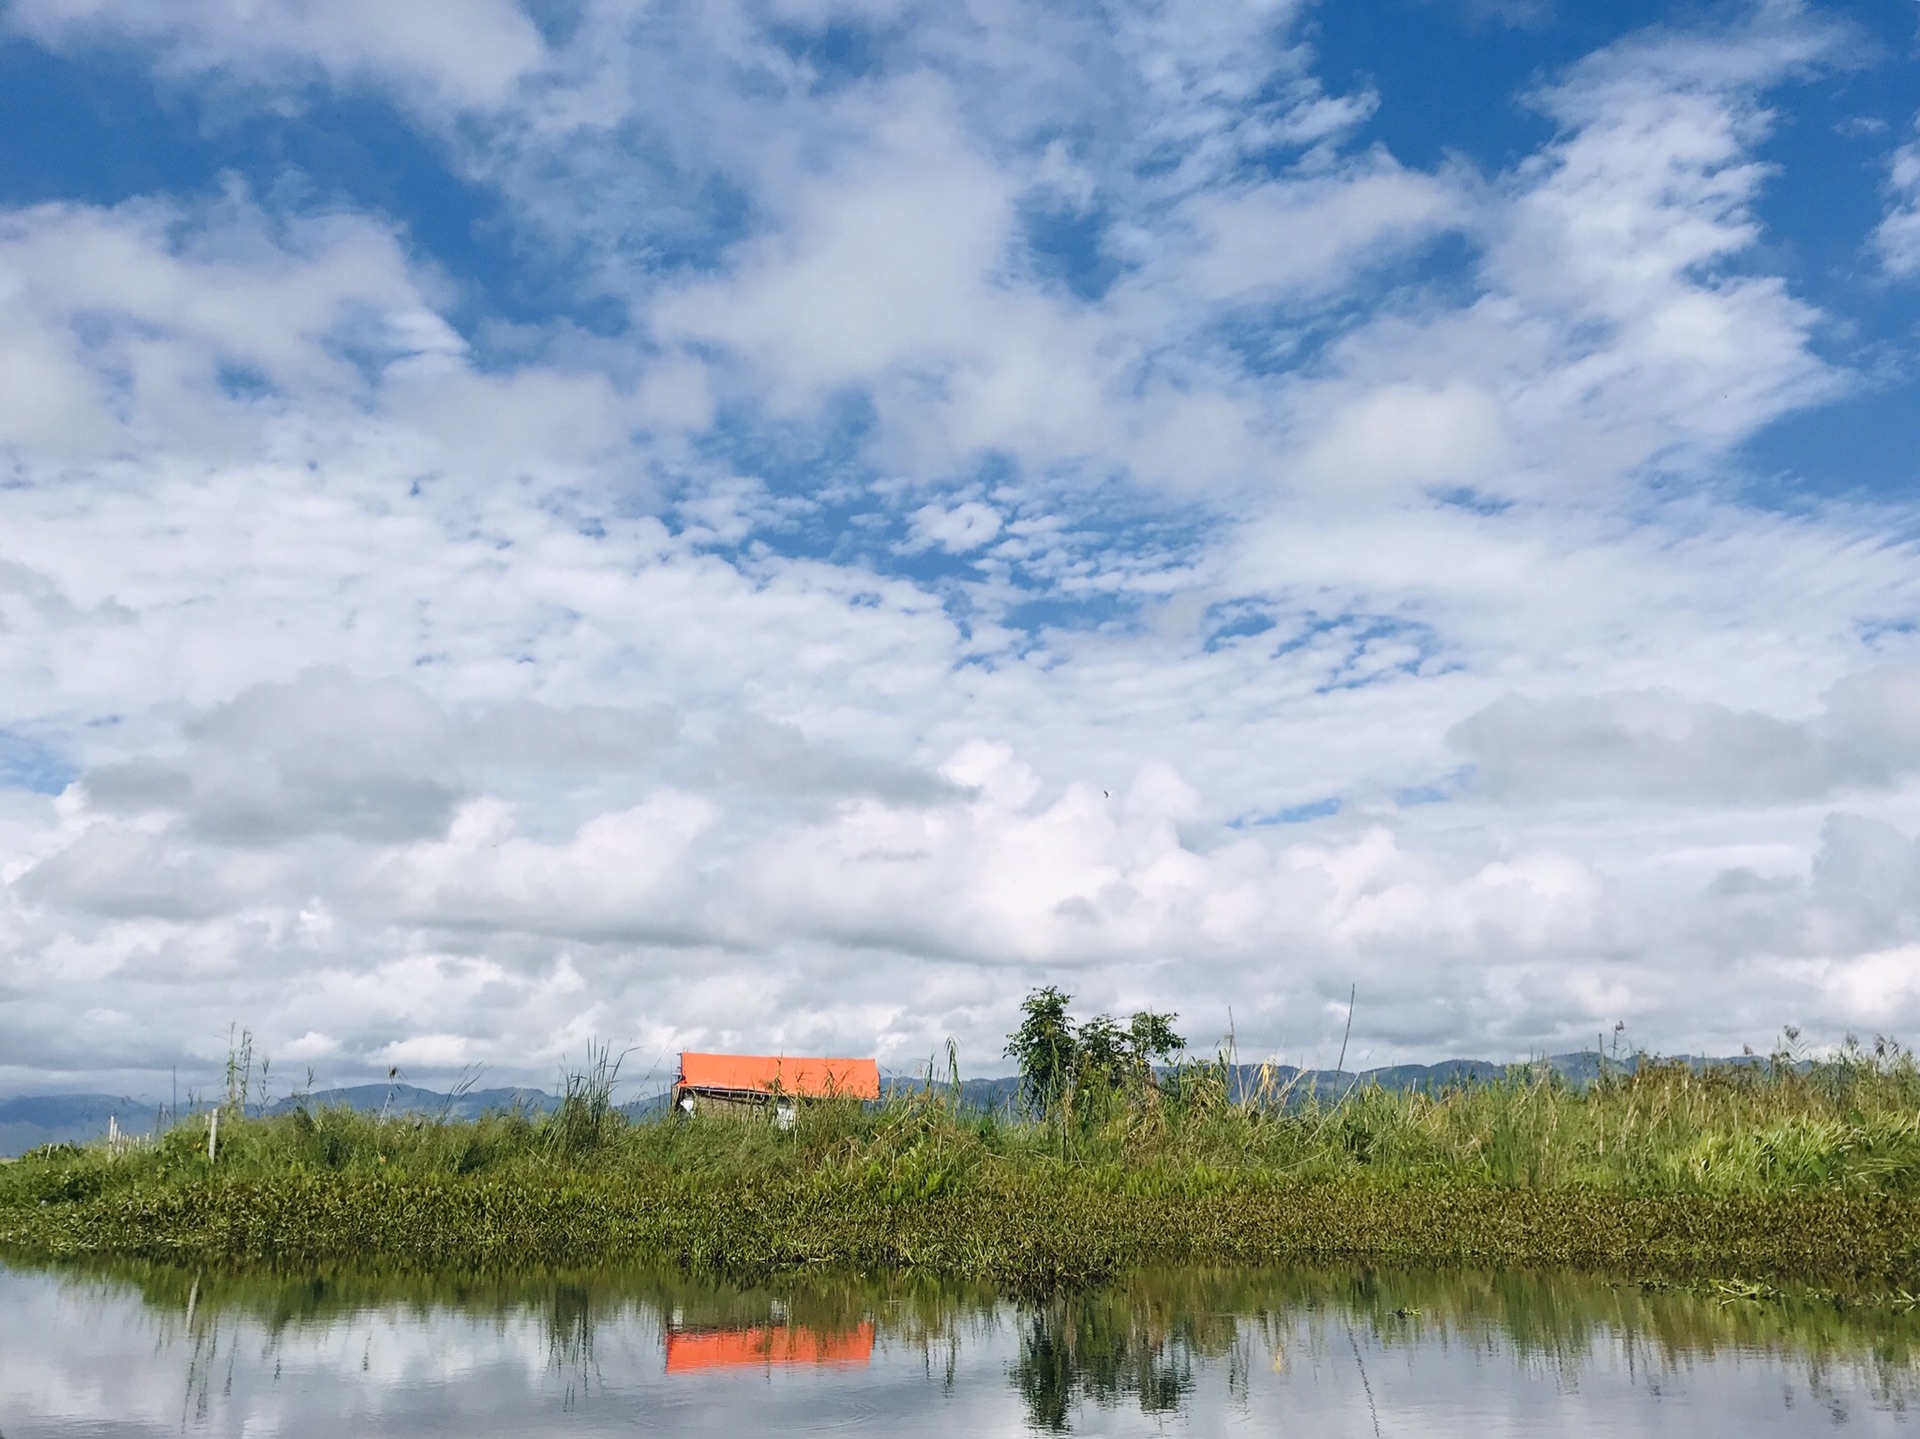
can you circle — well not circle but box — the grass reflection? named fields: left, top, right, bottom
left=8, top=1256, right=1920, bottom=1429
left=1010, top=1267, right=1920, bottom=1429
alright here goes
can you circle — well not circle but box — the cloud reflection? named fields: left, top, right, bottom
left=2, top=1261, right=1918, bottom=1436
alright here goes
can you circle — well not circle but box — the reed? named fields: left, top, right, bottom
left=6, top=1041, right=1920, bottom=1289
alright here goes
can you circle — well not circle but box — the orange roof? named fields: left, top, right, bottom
left=665, top=1322, right=875, bottom=1373
left=676, top=1052, right=880, bottom=1100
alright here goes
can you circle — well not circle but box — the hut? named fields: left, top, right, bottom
left=673, top=1052, right=880, bottom=1127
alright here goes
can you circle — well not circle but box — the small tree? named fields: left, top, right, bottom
left=1073, top=1015, right=1130, bottom=1094
left=1125, top=1010, right=1184, bottom=1087
left=1005, top=987, right=1186, bottom=1121
left=1005, top=986, right=1077, bottom=1118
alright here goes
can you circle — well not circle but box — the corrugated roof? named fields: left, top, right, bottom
left=676, top=1052, right=880, bottom=1100
left=664, top=1323, right=875, bottom=1373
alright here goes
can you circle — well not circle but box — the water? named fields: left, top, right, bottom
left=2, top=1259, right=1915, bottom=1435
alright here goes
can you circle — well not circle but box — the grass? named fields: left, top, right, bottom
left=7, top=1043, right=1920, bottom=1289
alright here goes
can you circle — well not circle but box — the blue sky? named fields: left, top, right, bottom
left=1, top=0, right=1919, bottom=1095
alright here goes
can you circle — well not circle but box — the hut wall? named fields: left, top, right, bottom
left=676, top=1088, right=797, bottom=1126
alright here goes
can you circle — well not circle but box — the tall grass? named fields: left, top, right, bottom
left=32, top=1033, right=1920, bottom=1198
left=544, top=1042, right=626, bottom=1162
left=1150, top=1042, right=1920, bottom=1195
left=7, top=1041, right=1920, bottom=1286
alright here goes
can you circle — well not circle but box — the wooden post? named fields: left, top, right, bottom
left=207, top=1108, right=219, bottom=1163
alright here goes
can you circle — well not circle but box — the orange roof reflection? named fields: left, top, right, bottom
left=664, top=1322, right=876, bottom=1373
left=676, top=1052, right=881, bottom=1101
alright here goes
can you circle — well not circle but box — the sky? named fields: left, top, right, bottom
left=1, top=0, right=1918, bottom=1098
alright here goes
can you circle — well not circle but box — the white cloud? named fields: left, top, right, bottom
left=71, top=668, right=676, bottom=846
left=1293, top=382, right=1511, bottom=495
left=0, top=192, right=417, bottom=453
left=1449, top=689, right=1887, bottom=804
left=5, top=0, right=547, bottom=110
left=3, top=1, right=1920, bottom=1094
left=910, top=501, right=1003, bottom=554
left=1824, top=665, right=1920, bottom=765
left=1874, top=127, right=1920, bottom=278
left=652, top=82, right=1018, bottom=395
left=1174, top=156, right=1464, bottom=306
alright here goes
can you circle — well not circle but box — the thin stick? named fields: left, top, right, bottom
left=1335, top=985, right=1356, bottom=1078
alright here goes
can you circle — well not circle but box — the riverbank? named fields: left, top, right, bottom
left=8, top=1163, right=1920, bottom=1289
left=5, top=1055, right=1919, bottom=1288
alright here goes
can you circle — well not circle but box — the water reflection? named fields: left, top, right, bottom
left=1012, top=1291, right=1206, bottom=1428
left=665, top=1321, right=876, bottom=1372
left=1, top=1258, right=1917, bottom=1435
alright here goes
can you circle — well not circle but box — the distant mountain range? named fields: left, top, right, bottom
left=0, top=1052, right=1760, bottom=1157
left=0, top=1094, right=160, bottom=1161
left=926, top=1050, right=1762, bottom=1111
left=0, top=1082, right=668, bottom=1155
left=264, top=1083, right=562, bottom=1121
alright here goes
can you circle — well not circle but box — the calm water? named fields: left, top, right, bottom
left=2, top=1259, right=1916, bottom=1436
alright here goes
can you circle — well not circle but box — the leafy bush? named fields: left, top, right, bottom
left=1004, top=987, right=1186, bottom=1122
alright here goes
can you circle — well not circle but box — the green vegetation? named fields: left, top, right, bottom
left=7, top=1007, right=1920, bottom=1289
left=1004, top=985, right=1184, bottom=1121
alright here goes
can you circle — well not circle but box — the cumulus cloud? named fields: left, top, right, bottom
left=86, top=675, right=464, bottom=846
left=652, top=80, right=1019, bottom=398
left=1451, top=690, right=1884, bottom=804
left=1824, top=665, right=1920, bottom=765
left=14, top=825, right=273, bottom=921
left=0, top=192, right=418, bottom=454
left=909, top=501, right=1004, bottom=554
left=3, top=0, right=1920, bottom=1095
left=717, top=716, right=966, bottom=807
left=1453, top=668, right=1920, bottom=806
left=2, top=189, right=648, bottom=493
left=68, top=669, right=676, bottom=846
left=380, top=794, right=723, bottom=946
left=1451, top=691, right=1858, bottom=803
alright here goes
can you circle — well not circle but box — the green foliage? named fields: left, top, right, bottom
left=1004, top=987, right=1187, bottom=1122
left=1005, top=986, right=1078, bottom=1118
left=7, top=1038, right=1920, bottom=1289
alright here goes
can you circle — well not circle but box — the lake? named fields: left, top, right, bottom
left=2, top=1259, right=1914, bottom=1435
